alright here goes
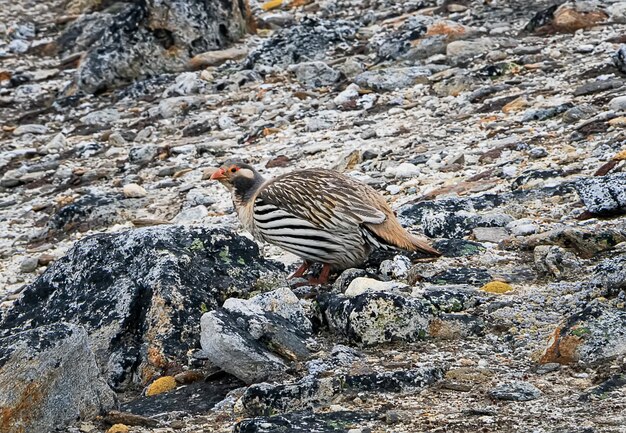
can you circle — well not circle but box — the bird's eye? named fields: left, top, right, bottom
left=230, top=167, right=238, bottom=173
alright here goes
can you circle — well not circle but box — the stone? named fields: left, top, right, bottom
left=19, top=256, right=39, bottom=273
left=122, top=183, right=147, bottom=198
left=321, top=292, right=431, bottom=345
left=428, top=313, right=484, bottom=339
left=591, top=255, right=626, bottom=297
left=533, top=246, right=581, bottom=279
left=541, top=302, right=626, bottom=366
left=240, top=366, right=444, bottom=416
left=525, top=2, right=608, bottom=34
left=344, top=277, right=407, bottom=297
left=0, top=323, right=115, bottom=433
left=379, top=255, right=412, bottom=279
left=129, top=144, right=158, bottom=165
left=290, top=61, right=342, bottom=88
left=189, top=47, right=248, bottom=69
left=200, top=288, right=312, bottom=383
left=422, top=285, right=484, bottom=313
left=0, top=226, right=282, bottom=389
left=158, top=96, right=204, bottom=119
left=489, top=381, right=541, bottom=401
left=80, top=108, right=120, bottom=126
left=354, top=67, right=431, bottom=92
left=13, top=124, right=48, bottom=135
left=609, top=95, right=626, bottom=112
left=245, top=17, right=356, bottom=69
left=573, top=79, right=623, bottom=96
left=234, top=411, right=376, bottom=433
left=60, top=1, right=251, bottom=92
left=446, top=38, right=498, bottom=66
left=614, top=45, right=626, bottom=74
left=574, top=173, right=626, bottom=216
left=163, top=72, right=206, bottom=97
left=472, top=227, right=509, bottom=243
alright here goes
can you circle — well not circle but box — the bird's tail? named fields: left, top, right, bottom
left=408, top=234, right=441, bottom=257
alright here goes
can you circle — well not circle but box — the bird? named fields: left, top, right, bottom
left=210, top=160, right=440, bottom=284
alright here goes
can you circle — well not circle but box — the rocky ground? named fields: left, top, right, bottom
left=1, top=0, right=626, bottom=432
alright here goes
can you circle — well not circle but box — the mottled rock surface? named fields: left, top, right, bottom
left=0, top=226, right=282, bottom=388
left=0, top=323, right=115, bottom=433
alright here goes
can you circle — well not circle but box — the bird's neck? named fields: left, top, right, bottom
left=232, top=173, right=266, bottom=204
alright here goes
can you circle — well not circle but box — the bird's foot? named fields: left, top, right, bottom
left=306, top=264, right=332, bottom=285
left=289, top=260, right=311, bottom=279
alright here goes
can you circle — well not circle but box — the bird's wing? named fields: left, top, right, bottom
left=255, top=169, right=387, bottom=231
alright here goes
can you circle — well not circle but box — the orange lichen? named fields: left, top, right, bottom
left=145, top=376, right=177, bottom=397
left=480, top=281, right=513, bottom=294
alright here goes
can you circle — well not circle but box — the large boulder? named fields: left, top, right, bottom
left=0, top=226, right=283, bottom=389
left=57, top=1, right=251, bottom=92
left=0, top=323, right=116, bottom=433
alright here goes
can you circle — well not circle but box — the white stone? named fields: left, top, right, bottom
left=345, top=277, right=406, bottom=297
left=122, top=183, right=147, bottom=198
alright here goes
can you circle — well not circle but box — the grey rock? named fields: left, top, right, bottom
left=61, top=2, right=249, bottom=92
left=541, top=302, right=626, bottom=366
left=0, top=323, right=115, bottom=433
left=80, top=108, right=120, bottom=126
left=574, top=173, right=626, bottom=216
left=562, top=104, right=597, bottom=124
left=290, top=61, right=342, bottom=88
left=354, top=67, right=431, bottom=92
left=158, top=96, right=204, bottom=118
left=573, top=79, right=623, bottom=96
left=608, top=95, right=626, bottom=111
left=163, top=72, right=206, bottom=97
left=472, top=227, right=509, bottom=243
left=200, top=310, right=288, bottom=384
left=529, top=146, right=548, bottom=159
left=422, top=285, right=485, bottom=313
left=322, top=292, right=431, bottom=345
left=379, top=255, right=412, bottom=279
left=591, top=255, right=626, bottom=297
left=614, top=44, right=626, bottom=73
left=245, top=17, right=356, bottom=69
left=429, top=313, right=485, bottom=339
left=535, top=363, right=560, bottom=374
left=13, top=124, right=49, bottom=135
left=8, top=38, right=29, bottom=53
left=0, top=226, right=282, bottom=389
left=201, top=288, right=311, bottom=383
left=128, top=144, right=158, bottom=165
left=19, top=256, right=39, bottom=273
left=489, top=381, right=541, bottom=401
left=235, top=411, right=376, bottom=432
left=240, top=366, right=444, bottom=416
left=446, top=38, right=498, bottom=66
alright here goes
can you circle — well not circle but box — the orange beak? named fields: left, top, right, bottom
left=210, top=167, right=226, bottom=180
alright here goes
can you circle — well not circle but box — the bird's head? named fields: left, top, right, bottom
left=210, top=160, right=265, bottom=201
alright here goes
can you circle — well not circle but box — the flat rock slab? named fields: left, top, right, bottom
left=234, top=411, right=377, bottom=433
left=241, top=366, right=444, bottom=416
left=120, top=375, right=243, bottom=417
left=574, top=173, right=626, bottom=216
left=0, top=323, right=115, bottom=433
left=0, top=226, right=283, bottom=389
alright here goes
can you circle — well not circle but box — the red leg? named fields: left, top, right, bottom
left=289, top=260, right=311, bottom=279
left=308, top=264, right=332, bottom=285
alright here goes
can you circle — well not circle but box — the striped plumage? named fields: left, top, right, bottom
left=211, top=162, right=440, bottom=284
